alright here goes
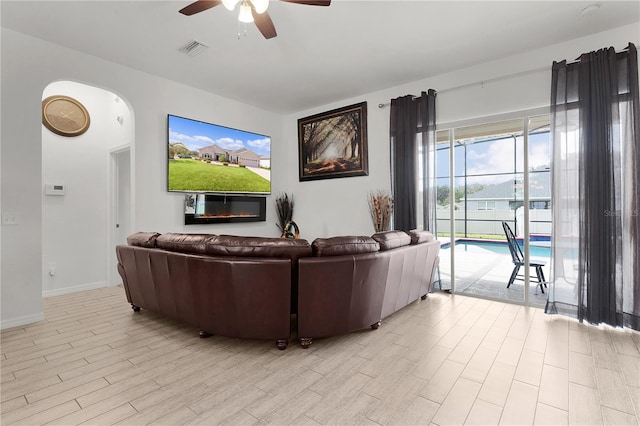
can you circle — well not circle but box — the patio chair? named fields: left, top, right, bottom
left=502, top=221, right=547, bottom=294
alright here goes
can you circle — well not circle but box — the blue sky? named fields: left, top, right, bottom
left=436, top=132, right=550, bottom=184
left=168, top=115, right=271, bottom=156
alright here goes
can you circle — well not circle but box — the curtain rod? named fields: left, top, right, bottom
left=377, top=65, right=549, bottom=108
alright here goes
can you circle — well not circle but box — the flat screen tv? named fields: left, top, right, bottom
left=167, top=114, right=271, bottom=194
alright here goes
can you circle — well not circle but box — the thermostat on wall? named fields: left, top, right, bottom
left=44, top=184, right=65, bottom=196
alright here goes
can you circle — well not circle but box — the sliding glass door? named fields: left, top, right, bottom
left=431, top=113, right=550, bottom=307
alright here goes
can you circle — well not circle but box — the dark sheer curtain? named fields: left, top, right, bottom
left=547, top=43, right=639, bottom=330
left=390, top=90, right=437, bottom=232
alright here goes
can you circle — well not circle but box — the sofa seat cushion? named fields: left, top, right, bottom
left=372, top=231, right=411, bottom=251
left=312, top=236, right=380, bottom=256
left=206, top=235, right=312, bottom=260
left=408, top=229, right=434, bottom=244
left=156, top=233, right=214, bottom=254
left=127, top=232, right=160, bottom=248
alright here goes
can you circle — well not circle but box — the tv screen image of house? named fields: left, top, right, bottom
left=167, top=114, right=271, bottom=194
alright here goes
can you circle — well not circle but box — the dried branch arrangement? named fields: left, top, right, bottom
left=275, top=193, right=294, bottom=233
left=368, top=190, right=393, bottom=232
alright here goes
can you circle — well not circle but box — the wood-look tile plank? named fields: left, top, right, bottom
left=185, top=386, right=268, bottom=425
left=448, top=332, right=484, bottom=365
left=77, top=402, right=138, bottom=425
left=568, top=329, right=592, bottom=355
left=480, top=325, right=509, bottom=352
left=1, top=371, right=16, bottom=384
left=365, top=374, right=428, bottom=425
left=325, top=390, right=380, bottom=425
left=627, top=385, right=640, bottom=417
left=122, top=384, right=216, bottom=425
left=538, top=364, right=569, bottom=410
left=610, top=331, right=640, bottom=357
left=499, top=380, right=539, bottom=425
left=14, top=358, right=88, bottom=382
left=55, top=379, right=160, bottom=425
left=523, top=327, right=548, bottom=354
left=568, top=382, right=602, bottom=425
left=260, top=389, right=324, bottom=425
left=534, top=402, right=568, bottom=425
left=616, top=352, right=640, bottom=387
left=601, top=406, right=639, bottom=426
left=419, top=359, right=465, bottom=404
left=437, top=324, right=470, bottom=349
left=393, top=395, right=440, bottom=425
left=138, top=405, right=198, bottom=426
left=464, top=398, right=503, bottom=425
left=305, top=373, right=373, bottom=424
left=1, top=378, right=109, bottom=425
left=568, top=351, right=597, bottom=388
left=247, top=368, right=323, bottom=420
left=1, top=374, right=62, bottom=403
left=545, top=337, right=569, bottom=369
left=14, top=399, right=81, bottom=426
left=514, top=349, right=544, bottom=386
left=0, top=396, right=27, bottom=415
left=496, top=336, right=525, bottom=367
left=477, top=361, right=516, bottom=407
left=432, top=377, right=482, bottom=425
left=219, top=409, right=261, bottom=426
left=411, top=345, right=452, bottom=381
left=594, top=366, right=636, bottom=415
left=2, top=285, right=640, bottom=426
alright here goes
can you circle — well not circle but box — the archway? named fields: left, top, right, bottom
left=42, top=81, right=134, bottom=296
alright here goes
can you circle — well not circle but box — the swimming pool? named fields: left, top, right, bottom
left=441, top=239, right=551, bottom=258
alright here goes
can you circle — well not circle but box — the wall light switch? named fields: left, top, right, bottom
left=1, top=212, right=20, bottom=226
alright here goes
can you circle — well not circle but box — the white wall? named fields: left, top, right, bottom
left=42, top=81, right=132, bottom=297
left=1, top=23, right=638, bottom=328
left=1, top=28, right=284, bottom=329
left=284, top=23, right=639, bottom=240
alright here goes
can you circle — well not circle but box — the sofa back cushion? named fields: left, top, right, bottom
left=156, top=233, right=214, bottom=255
left=127, top=232, right=160, bottom=248
left=371, top=231, right=411, bottom=251
left=312, top=236, right=380, bottom=256
left=408, top=230, right=434, bottom=244
left=206, top=235, right=312, bottom=260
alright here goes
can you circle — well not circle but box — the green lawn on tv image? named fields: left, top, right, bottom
left=168, top=159, right=270, bottom=192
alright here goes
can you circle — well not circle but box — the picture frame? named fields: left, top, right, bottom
left=297, top=101, right=368, bottom=181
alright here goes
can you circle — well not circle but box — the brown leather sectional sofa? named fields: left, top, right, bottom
left=116, top=230, right=440, bottom=350
left=298, top=230, right=440, bottom=348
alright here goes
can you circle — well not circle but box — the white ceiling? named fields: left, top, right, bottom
left=2, top=1, right=639, bottom=114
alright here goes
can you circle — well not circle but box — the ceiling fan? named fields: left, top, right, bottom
left=179, top=0, right=331, bottom=39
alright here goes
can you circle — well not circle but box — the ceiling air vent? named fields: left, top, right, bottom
left=178, top=40, right=208, bottom=57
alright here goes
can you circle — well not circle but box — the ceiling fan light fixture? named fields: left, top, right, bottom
left=251, top=0, right=269, bottom=14
left=238, top=2, right=254, bottom=23
left=221, top=0, right=240, bottom=11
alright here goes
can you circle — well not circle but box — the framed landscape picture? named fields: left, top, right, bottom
left=297, top=102, right=368, bottom=181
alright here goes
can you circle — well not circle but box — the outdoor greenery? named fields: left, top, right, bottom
left=168, top=143, right=197, bottom=159
left=168, top=159, right=269, bottom=192
left=437, top=184, right=485, bottom=206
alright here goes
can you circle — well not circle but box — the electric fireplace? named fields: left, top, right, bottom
left=184, top=194, right=266, bottom=225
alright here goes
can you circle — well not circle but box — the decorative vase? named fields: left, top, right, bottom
left=281, top=220, right=300, bottom=239
left=368, top=190, right=393, bottom=232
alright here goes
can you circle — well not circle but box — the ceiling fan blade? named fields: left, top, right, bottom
left=252, top=8, right=277, bottom=39
left=179, top=0, right=222, bottom=16
left=278, top=0, right=331, bottom=5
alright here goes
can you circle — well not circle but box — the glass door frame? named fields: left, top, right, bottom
left=436, top=107, right=549, bottom=307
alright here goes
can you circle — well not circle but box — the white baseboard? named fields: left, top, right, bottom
left=1, top=312, right=45, bottom=330
left=42, top=281, right=107, bottom=298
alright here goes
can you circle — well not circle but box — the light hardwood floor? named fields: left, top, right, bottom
left=1, top=286, right=639, bottom=425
